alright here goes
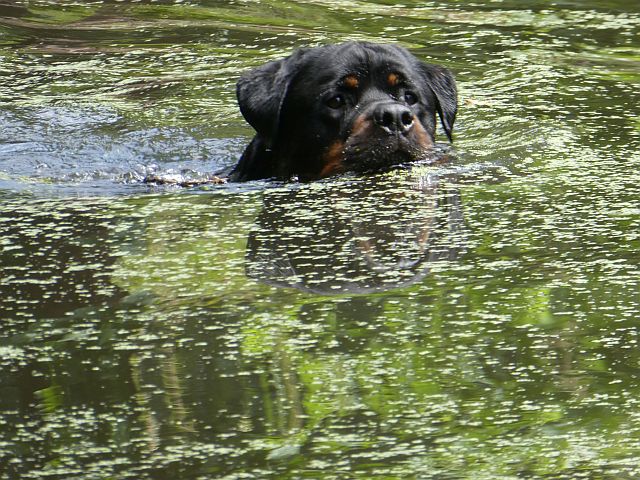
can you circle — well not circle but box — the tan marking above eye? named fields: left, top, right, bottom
left=387, top=72, right=400, bottom=87
left=344, top=75, right=359, bottom=89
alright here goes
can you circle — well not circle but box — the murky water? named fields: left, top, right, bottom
left=2, top=1, right=640, bottom=478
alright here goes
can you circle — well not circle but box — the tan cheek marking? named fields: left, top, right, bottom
left=319, top=141, right=346, bottom=178
left=349, top=113, right=371, bottom=137
left=412, top=118, right=434, bottom=149
left=387, top=72, right=400, bottom=87
left=344, top=75, right=359, bottom=89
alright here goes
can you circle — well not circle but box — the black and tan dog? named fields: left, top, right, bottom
left=230, top=41, right=457, bottom=181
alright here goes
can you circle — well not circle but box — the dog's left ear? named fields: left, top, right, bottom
left=236, top=48, right=309, bottom=146
left=419, top=64, right=458, bottom=142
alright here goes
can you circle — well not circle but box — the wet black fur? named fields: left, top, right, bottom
left=230, top=42, right=457, bottom=181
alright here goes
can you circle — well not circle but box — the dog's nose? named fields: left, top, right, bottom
left=374, top=104, right=414, bottom=134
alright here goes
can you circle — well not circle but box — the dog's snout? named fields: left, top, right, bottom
left=374, top=104, right=414, bottom=134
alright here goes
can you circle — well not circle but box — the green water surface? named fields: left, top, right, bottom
left=1, top=1, right=640, bottom=478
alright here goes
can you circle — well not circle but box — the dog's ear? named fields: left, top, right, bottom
left=419, top=64, right=457, bottom=142
left=236, top=49, right=309, bottom=145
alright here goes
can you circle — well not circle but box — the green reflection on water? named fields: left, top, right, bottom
left=1, top=0, right=640, bottom=479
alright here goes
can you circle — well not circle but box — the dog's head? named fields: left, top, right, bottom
left=237, top=42, right=457, bottom=180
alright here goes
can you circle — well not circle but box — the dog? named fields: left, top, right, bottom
left=229, top=41, right=457, bottom=182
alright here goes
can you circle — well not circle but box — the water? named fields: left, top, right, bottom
left=1, top=1, right=640, bottom=478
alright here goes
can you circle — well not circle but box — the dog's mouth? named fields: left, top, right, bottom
left=338, top=105, right=435, bottom=173
left=342, top=133, right=428, bottom=172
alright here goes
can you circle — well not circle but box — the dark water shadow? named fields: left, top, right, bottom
left=245, top=169, right=467, bottom=294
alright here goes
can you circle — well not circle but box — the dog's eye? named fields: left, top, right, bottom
left=404, top=91, right=418, bottom=105
left=326, top=95, right=345, bottom=109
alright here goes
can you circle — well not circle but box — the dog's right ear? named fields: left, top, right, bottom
left=418, top=63, right=458, bottom=142
left=236, top=49, right=308, bottom=145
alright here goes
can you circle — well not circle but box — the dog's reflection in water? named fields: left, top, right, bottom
left=245, top=172, right=464, bottom=294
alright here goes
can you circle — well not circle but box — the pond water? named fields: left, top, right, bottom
left=1, top=0, right=640, bottom=478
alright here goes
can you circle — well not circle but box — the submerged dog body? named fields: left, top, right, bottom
left=230, top=42, right=457, bottom=182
